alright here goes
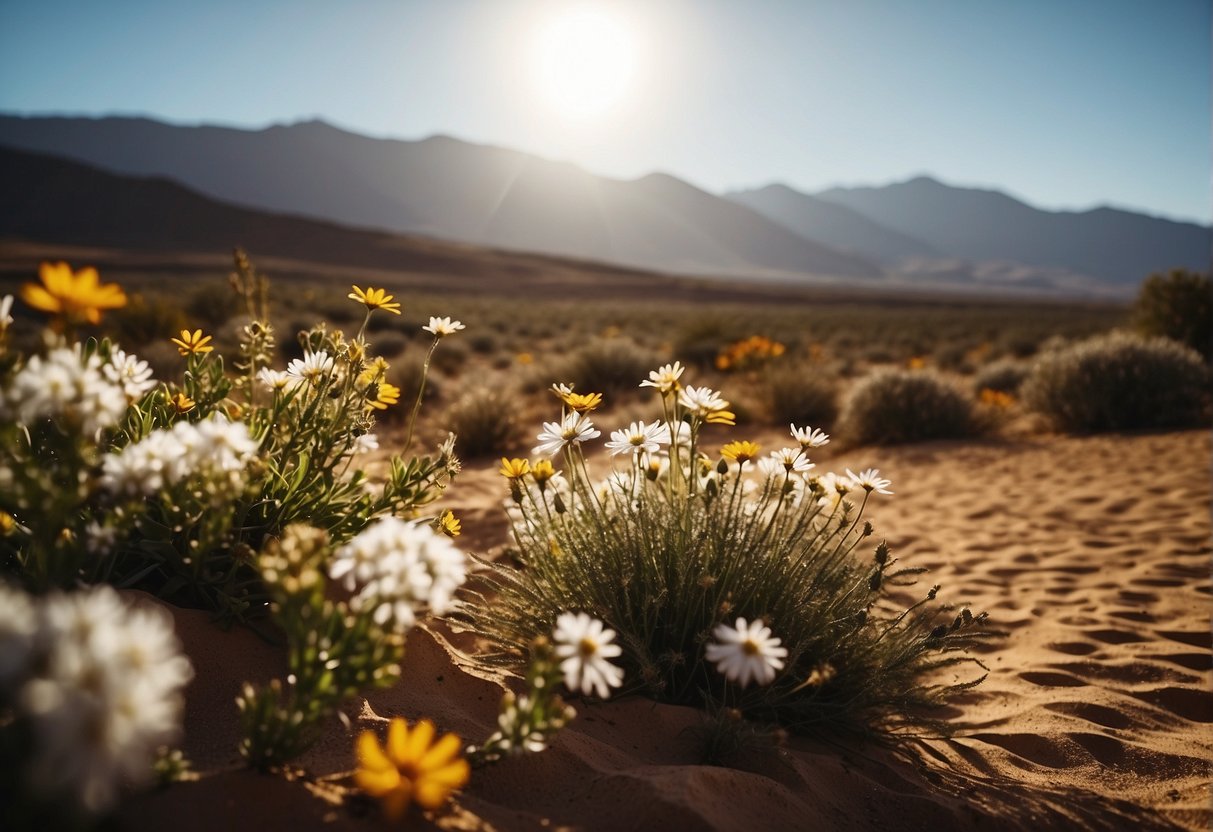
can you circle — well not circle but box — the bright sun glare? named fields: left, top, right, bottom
left=531, top=5, right=636, bottom=120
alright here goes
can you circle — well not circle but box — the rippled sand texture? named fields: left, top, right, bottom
left=850, top=430, right=1212, bottom=830
left=122, top=429, right=1211, bottom=831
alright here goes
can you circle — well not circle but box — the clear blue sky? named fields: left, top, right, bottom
left=1, top=0, right=1208, bottom=223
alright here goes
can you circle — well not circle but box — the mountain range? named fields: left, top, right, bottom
left=0, top=114, right=1207, bottom=295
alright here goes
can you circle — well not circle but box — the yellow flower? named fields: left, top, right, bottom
left=562, top=391, right=603, bottom=413
left=21, top=262, right=126, bottom=325
left=437, top=510, right=461, bottom=538
left=349, top=285, right=401, bottom=315
left=516, top=352, right=534, bottom=365
left=720, top=440, right=760, bottom=463
left=170, top=392, right=196, bottom=414
left=531, top=459, right=556, bottom=484
left=358, top=356, right=391, bottom=386
left=367, top=382, right=401, bottom=411
left=979, top=388, right=1015, bottom=408
left=171, top=329, right=214, bottom=356
left=499, top=457, right=530, bottom=480
left=0, top=511, right=15, bottom=535
left=355, top=718, right=469, bottom=821
left=907, top=356, right=927, bottom=370
left=705, top=410, right=736, bottom=426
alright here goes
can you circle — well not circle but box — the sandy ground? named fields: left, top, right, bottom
left=120, top=429, right=1211, bottom=831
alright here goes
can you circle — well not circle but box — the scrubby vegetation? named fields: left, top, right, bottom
left=1022, top=331, right=1211, bottom=432
left=455, top=370, right=994, bottom=740
left=840, top=368, right=977, bottom=445
left=1132, top=269, right=1212, bottom=361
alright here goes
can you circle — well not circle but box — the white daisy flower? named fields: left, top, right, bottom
left=329, top=517, right=467, bottom=631
left=422, top=316, right=465, bottom=337
left=0, top=294, right=13, bottom=330
left=678, top=385, right=729, bottom=414
left=533, top=412, right=601, bottom=458
left=768, top=447, right=815, bottom=474
left=604, top=420, right=672, bottom=456
left=790, top=424, right=830, bottom=448
left=18, top=585, right=193, bottom=814
left=552, top=612, right=624, bottom=699
left=639, top=361, right=684, bottom=393
left=705, top=617, right=788, bottom=688
left=846, top=468, right=893, bottom=495
left=815, top=472, right=851, bottom=509
left=257, top=367, right=298, bottom=392
left=285, top=351, right=334, bottom=385
left=549, top=382, right=575, bottom=399
left=103, top=348, right=156, bottom=401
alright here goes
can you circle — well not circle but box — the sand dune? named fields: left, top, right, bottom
left=120, top=429, right=1211, bottom=830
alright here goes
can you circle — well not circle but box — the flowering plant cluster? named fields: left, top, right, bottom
left=238, top=519, right=468, bottom=767
left=0, top=255, right=461, bottom=622
left=456, top=362, right=992, bottom=738
left=0, top=254, right=473, bottom=818
left=0, top=582, right=193, bottom=825
left=715, top=334, right=786, bottom=372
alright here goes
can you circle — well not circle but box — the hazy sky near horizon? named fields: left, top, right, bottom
left=1, top=0, right=1209, bottom=224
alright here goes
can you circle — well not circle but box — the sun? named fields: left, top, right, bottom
left=531, top=5, right=637, bottom=120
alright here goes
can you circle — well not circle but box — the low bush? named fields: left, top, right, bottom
left=443, top=386, right=519, bottom=458
left=972, top=359, right=1030, bottom=396
left=841, top=368, right=976, bottom=445
left=1022, top=331, right=1210, bottom=432
left=1132, top=269, right=1212, bottom=361
left=763, top=363, right=839, bottom=429
left=456, top=365, right=992, bottom=742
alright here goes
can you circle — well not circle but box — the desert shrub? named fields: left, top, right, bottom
left=104, top=292, right=186, bottom=347
left=763, top=364, right=839, bottom=428
left=972, top=358, right=1030, bottom=396
left=675, top=316, right=740, bottom=368
left=430, top=335, right=470, bottom=374
left=468, top=331, right=499, bottom=354
left=1133, top=269, right=1212, bottom=361
left=372, top=329, right=409, bottom=359
left=1022, top=331, right=1210, bottom=432
left=561, top=337, right=660, bottom=395
left=456, top=366, right=992, bottom=741
left=841, top=368, right=976, bottom=445
left=443, top=387, right=518, bottom=458
left=185, top=280, right=242, bottom=330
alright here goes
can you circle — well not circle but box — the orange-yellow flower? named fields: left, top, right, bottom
left=705, top=409, right=736, bottom=426
left=498, top=458, right=530, bottom=480
left=720, top=440, right=760, bottom=463
left=355, top=718, right=469, bottom=820
left=562, top=391, right=603, bottom=413
left=171, top=329, right=214, bottom=356
left=367, top=382, right=401, bottom=411
left=349, top=285, right=401, bottom=315
left=20, top=262, right=126, bottom=325
left=437, top=510, right=461, bottom=538
left=531, top=459, right=556, bottom=484
left=170, top=392, right=195, bottom=414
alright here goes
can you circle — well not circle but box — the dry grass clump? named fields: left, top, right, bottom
left=762, top=363, right=839, bottom=429
left=457, top=370, right=993, bottom=742
left=1022, top=331, right=1210, bottom=432
left=972, top=358, right=1030, bottom=396
left=841, top=368, right=976, bottom=445
left=443, top=386, right=519, bottom=458
left=560, top=337, right=662, bottom=395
